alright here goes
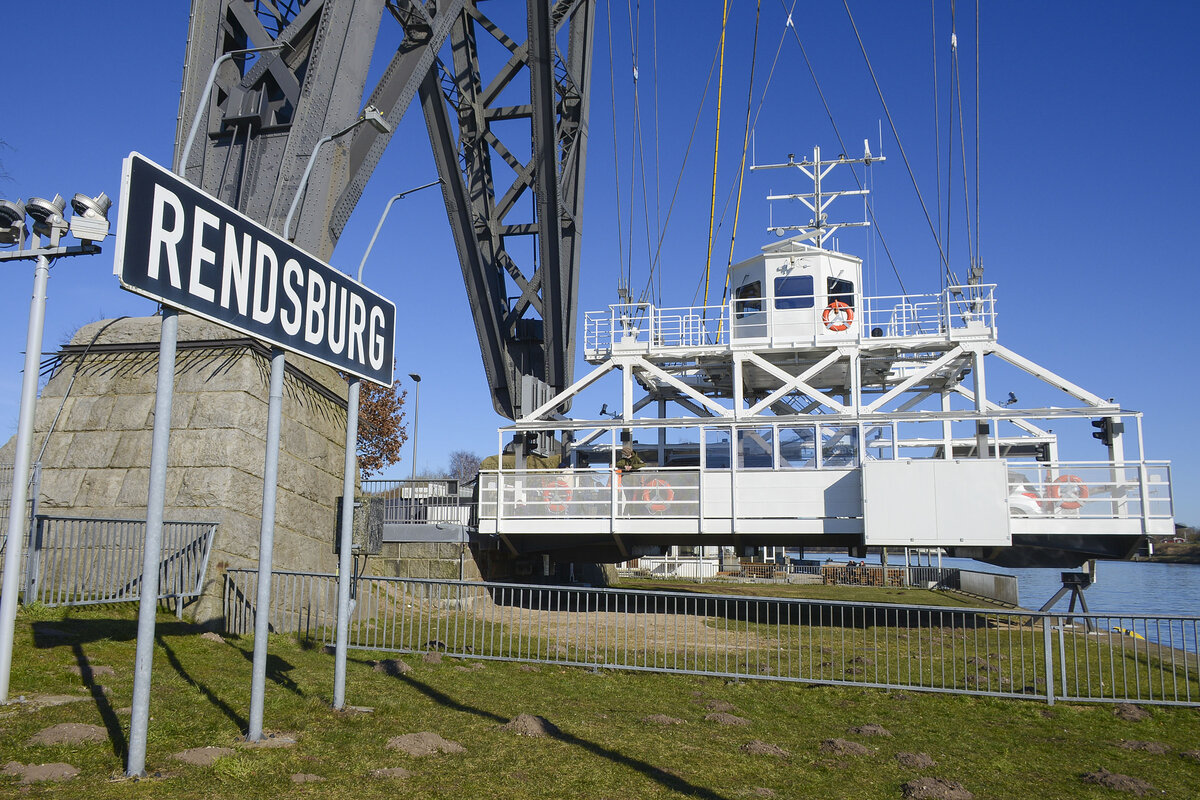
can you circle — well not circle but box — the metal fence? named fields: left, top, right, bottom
left=2, top=516, right=217, bottom=608
left=360, top=479, right=473, bottom=525
left=0, top=463, right=40, bottom=550
left=223, top=570, right=1199, bottom=707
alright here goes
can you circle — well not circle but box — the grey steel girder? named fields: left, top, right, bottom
left=174, top=1, right=594, bottom=422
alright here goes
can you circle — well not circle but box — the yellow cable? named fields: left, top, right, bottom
left=702, top=0, right=730, bottom=309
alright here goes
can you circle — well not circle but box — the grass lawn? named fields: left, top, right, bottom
left=1, top=603, right=1196, bottom=799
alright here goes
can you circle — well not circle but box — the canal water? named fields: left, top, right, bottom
left=835, top=554, right=1200, bottom=653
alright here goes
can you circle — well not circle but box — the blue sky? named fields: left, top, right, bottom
left=1, top=1, right=1197, bottom=522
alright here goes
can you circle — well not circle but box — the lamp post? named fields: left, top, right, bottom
left=408, top=374, right=422, bottom=482
left=333, top=179, right=441, bottom=710
left=0, top=194, right=108, bottom=704
left=246, top=103, right=393, bottom=742
left=284, top=105, right=391, bottom=241
left=177, top=44, right=286, bottom=176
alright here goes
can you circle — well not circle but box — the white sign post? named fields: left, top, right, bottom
left=113, top=153, right=395, bottom=773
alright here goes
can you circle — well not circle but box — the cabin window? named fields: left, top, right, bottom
left=734, top=280, right=762, bottom=317
left=820, top=425, right=860, bottom=468
left=773, top=275, right=814, bottom=309
left=778, top=425, right=817, bottom=469
left=737, top=428, right=775, bottom=469
left=703, top=428, right=732, bottom=469
left=827, top=276, right=855, bottom=309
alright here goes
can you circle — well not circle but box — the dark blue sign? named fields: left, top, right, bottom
left=113, top=152, right=395, bottom=386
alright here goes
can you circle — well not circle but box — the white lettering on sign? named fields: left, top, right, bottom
left=147, top=184, right=184, bottom=287
left=118, top=153, right=395, bottom=385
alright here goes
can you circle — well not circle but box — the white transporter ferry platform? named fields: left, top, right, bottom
left=476, top=149, right=1173, bottom=569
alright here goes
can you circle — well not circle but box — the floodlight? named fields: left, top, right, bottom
left=69, top=192, right=112, bottom=242
left=361, top=104, right=391, bottom=135
left=71, top=192, right=111, bottom=219
left=0, top=199, right=25, bottom=245
left=26, top=194, right=66, bottom=237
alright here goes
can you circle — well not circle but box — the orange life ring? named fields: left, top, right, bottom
left=543, top=478, right=572, bottom=513
left=1048, top=474, right=1088, bottom=509
left=822, top=300, right=854, bottom=331
left=641, top=479, right=674, bottom=513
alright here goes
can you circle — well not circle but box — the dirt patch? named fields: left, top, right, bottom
left=238, top=732, right=297, bottom=748
left=849, top=723, right=892, bottom=737
left=200, top=632, right=226, bottom=644
left=290, top=773, right=326, bottom=783
left=373, top=659, right=412, bottom=676
left=1182, top=750, right=1200, bottom=763
left=68, top=664, right=115, bottom=679
left=705, top=713, right=750, bottom=726
left=518, top=664, right=540, bottom=672
left=901, top=777, right=974, bottom=799
left=702, top=699, right=739, bottom=713
left=742, top=789, right=775, bottom=798
left=387, top=732, right=465, bottom=757
left=27, top=723, right=107, bottom=746
left=500, top=714, right=560, bottom=737
left=1113, top=703, right=1151, bottom=722
left=371, top=767, right=411, bottom=779
left=422, top=652, right=443, bottom=664
left=455, top=662, right=486, bottom=672
left=24, top=694, right=86, bottom=708
left=3, top=761, right=79, bottom=784
left=1080, top=768, right=1156, bottom=796
left=1118, top=740, right=1171, bottom=755
left=819, top=739, right=873, bottom=757
left=642, top=715, right=686, bottom=725
left=740, top=740, right=788, bottom=757
left=896, top=752, right=937, bottom=769
left=172, top=746, right=234, bottom=766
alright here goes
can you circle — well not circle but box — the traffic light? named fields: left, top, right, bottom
left=1091, top=418, right=1124, bottom=446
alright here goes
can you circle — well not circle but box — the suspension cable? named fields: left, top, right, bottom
left=702, top=0, right=731, bottom=309
left=842, top=0, right=956, bottom=288
left=975, top=0, right=981, bottom=269
left=720, top=0, right=762, bottom=308
left=605, top=1, right=626, bottom=300
left=637, top=45, right=723, bottom=306
left=932, top=0, right=942, bottom=254
left=783, top=1, right=908, bottom=295
left=953, top=2, right=974, bottom=271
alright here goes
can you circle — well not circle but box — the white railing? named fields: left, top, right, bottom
left=583, top=285, right=997, bottom=355
left=1006, top=461, right=1173, bottom=521
left=479, top=468, right=701, bottom=521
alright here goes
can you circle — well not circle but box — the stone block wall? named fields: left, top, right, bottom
left=2, top=314, right=351, bottom=622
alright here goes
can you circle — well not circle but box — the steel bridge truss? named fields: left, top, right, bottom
left=177, top=0, right=594, bottom=419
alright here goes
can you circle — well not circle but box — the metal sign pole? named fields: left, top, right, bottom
left=126, top=307, right=179, bottom=775
left=0, top=240, right=53, bottom=703
left=247, top=348, right=286, bottom=740
left=333, top=378, right=361, bottom=709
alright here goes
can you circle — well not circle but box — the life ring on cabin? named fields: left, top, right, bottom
left=1048, top=474, right=1089, bottom=509
left=822, top=301, right=854, bottom=332
left=543, top=478, right=572, bottom=513
left=642, top=479, right=674, bottom=513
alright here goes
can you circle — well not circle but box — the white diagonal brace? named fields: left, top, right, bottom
left=864, top=346, right=965, bottom=413
left=521, top=358, right=617, bottom=422
left=633, top=358, right=732, bottom=417
left=744, top=350, right=845, bottom=415
left=989, top=343, right=1112, bottom=408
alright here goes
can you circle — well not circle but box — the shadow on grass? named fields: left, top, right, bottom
left=366, top=658, right=731, bottom=800
left=157, top=635, right=248, bottom=731
left=235, top=647, right=304, bottom=697
left=70, top=643, right=127, bottom=760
